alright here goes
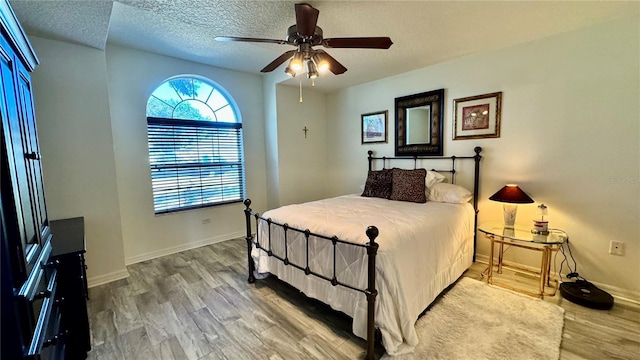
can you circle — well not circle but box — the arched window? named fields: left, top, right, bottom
left=146, top=76, right=245, bottom=214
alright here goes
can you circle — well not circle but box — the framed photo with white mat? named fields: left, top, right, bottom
left=453, top=92, right=502, bottom=140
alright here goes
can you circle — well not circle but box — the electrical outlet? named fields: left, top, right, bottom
left=201, top=218, right=211, bottom=225
left=609, top=241, right=625, bottom=256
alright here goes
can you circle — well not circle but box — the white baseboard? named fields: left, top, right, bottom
left=591, top=282, right=640, bottom=305
left=474, top=254, right=640, bottom=305
left=87, top=269, right=130, bottom=288
left=124, top=231, right=245, bottom=266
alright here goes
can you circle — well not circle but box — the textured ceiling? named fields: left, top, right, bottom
left=9, top=0, right=639, bottom=92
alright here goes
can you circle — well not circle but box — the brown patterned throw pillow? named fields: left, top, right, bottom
left=361, top=169, right=393, bottom=199
left=390, top=168, right=427, bottom=203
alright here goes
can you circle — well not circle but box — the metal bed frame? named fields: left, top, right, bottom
left=243, top=147, right=482, bottom=359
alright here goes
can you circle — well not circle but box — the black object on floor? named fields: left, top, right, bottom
left=560, top=280, right=614, bottom=310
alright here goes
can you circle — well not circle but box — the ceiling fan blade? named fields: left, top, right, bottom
left=319, top=51, right=347, bottom=75
left=295, top=3, right=320, bottom=37
left=260, top=50, right=296, bottom=73
left=323, top=37, right=393, bottom=49
left=215, top=36, right=289, bottom=45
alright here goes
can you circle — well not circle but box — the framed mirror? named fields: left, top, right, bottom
left=395, top=89, right=445, bottom=156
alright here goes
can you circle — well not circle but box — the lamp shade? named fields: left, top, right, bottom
left=289, top=51, right=304, bottom=71
left=306, top=60, right=318, bottom=79
left=489, top=184, right=534, bottom=204
left=312, top=52, right=329, bottom=72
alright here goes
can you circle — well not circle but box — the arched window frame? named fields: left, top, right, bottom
left=146, top=76, right=245, bottom=214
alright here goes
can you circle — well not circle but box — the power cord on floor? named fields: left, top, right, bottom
left=557, top=238, right=585, bottom=282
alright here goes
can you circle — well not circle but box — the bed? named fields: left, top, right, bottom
left=243, top=147, right=482, bottom=358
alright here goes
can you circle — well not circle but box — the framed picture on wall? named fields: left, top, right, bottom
left=361, top=110, right=388, bottom=144
left=453, top=92, right=502, bottom=140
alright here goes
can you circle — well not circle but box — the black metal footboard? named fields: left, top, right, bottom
left=243, top=199, right=379, bottom=360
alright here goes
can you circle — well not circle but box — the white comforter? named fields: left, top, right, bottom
left=252, top=194, right=475, bottom=355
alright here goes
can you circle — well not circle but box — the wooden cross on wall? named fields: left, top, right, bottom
left=303, top=126, right=308, bottom=139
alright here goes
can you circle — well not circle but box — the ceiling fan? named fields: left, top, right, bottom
left=214, top=2, right=393, bottom=78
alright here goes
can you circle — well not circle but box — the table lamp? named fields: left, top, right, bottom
left=489, top=184, right=534, bottom=229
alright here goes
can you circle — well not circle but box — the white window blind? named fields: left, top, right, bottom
left=147, top=117, right=244, bottom=214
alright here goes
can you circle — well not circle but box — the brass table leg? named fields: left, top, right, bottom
left=487, top=236, right=495, bottom=284
left=539, top=247, right=548, bottom=298
left=545, top=246, right=553, bottom=287
left=497, top=237, right=504, bottom=274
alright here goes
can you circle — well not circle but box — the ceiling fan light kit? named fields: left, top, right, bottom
left=284, top=64, right=297, bottom=77
left=215, top=2, right=392, bottom=80
left=306, top=60, right=318, bottom=79
left=290, top=51, right=305, bottom=71
left=312, top=52, right=329, bottom=72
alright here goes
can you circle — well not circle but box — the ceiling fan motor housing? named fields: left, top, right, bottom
left=287, top=25, right=324, bottom=46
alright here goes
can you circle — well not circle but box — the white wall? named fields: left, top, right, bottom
left=30, top=36, right=128, bottom=284
left=105, top=45, right=268, bottom=265
left=275, top=85, right=327, bottom=206
left=30, top=39, right=269, bottom=285
left=326, top=16, right=640, bottom=298
left=262, top=72, right=282, bottom=210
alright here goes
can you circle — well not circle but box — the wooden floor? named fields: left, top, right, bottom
left=86, top=237, right=640, bottom=360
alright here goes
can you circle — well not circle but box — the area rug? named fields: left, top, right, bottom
left=383, top=277, right=565, bottom=359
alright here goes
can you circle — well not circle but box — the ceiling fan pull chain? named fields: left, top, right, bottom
left=299, top=76, right=303, bottom=103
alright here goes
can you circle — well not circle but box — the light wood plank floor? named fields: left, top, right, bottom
left=86, top=237, right=640, bottom=360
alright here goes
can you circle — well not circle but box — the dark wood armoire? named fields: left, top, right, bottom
left=1, top=1, right=90, bottom=358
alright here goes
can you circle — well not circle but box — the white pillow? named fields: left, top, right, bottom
left=428, top=183, right=472, bottom=203
left=426, top=170, right=446, bottom=188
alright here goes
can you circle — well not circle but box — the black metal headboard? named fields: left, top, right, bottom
left=367, top=146, right=483, bottom=261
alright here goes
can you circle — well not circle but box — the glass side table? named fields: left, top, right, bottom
left=479, top=221, right=568, bottom=298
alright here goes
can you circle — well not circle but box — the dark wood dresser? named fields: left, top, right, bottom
left=0, top=1, right=90, bottom=359
left=50, top=217, right=91, bottom=359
